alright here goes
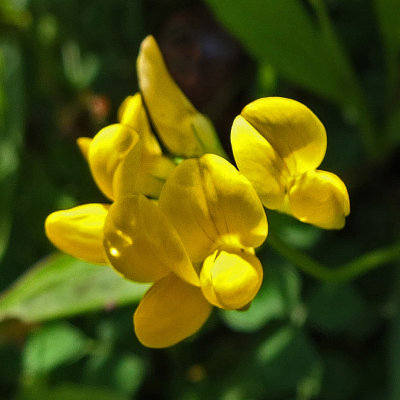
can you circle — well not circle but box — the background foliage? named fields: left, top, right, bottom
left=1, top=0, right=400, bottom=399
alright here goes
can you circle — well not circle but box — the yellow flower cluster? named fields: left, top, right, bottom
left=45, top=36, right=350, bottom=348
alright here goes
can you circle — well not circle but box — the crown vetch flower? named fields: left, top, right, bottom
left=231, top=97, right=350, bottom=229
left=103, top=154, right=268, bottom=348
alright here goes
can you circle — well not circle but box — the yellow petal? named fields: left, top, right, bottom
left=288, top=170, right=350, bottom=229
left=134, top=153, right=176, bottom=198
left=89, top=122, right=174, bottom=200
left=116, top=94, right=176, bottom=198
left=45, top=204, right=109, bottom=264
left=159, top=154, right=268, bottom=263
left=134, top=274, right=212, bottom=348
left=76, top=137, right=92, bottom=161
left=200, top=249, right=263, bottom=310
left=137, top=35, right=226, bottom=158
left=88, top=124, right=139, bottom=200
left=241, top=97, right=327, bottom=175
left=231, top=115, right=289, bottom=209
left=103, top=195, right=199, bottom=285
left=118, top=93, right=162, bottom=156
left=114, top=137, right=176, bottom=200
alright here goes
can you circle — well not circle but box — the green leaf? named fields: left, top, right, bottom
left=0, top=253, right=149, bottom=324
left=388, top=266, right=400, bottom=400
left=205, top=0, right=360, bottom=105
left=256, top=326, right=322, bottom=398
left=112, top=353, right=145, bottom=395
left=375, top=0, right=400, bottom=98
left=0, top=41, right=24, bottom=262
left=23, top=322, right=89, bottom=376
left=62, top=41, right=99, bottom=90
left=221, top=262, right=301, bottom=332
left=16, top=382, right=130, bottom=400
left=306, top=283, right=365, bottom=333
left=319, top=353, right=359, bottom=400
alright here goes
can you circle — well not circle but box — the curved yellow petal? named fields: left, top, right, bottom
left=45, top=204, right=109, bottom=264
left=134, top=274, right=212, bottom=348
left=200, top=249, right=263, bottom=310
left=135, top=154, right=176, bottom=198
left=159, top=154, right=268, bottom=263
left=88, top=124, right=139, bottom=200
left=111, top=134, right=176, bottom=200
left=288, top=170, right=350, bottom=229
left=231, top=115, right=289, bottom=209
left=103, top=195, right=199, bottom=285
left=137, top=35, right=225, bottom=158
left=116, top=94, right=176, bottom=198
left=76, top=137, right=92, bottom=161
left=241, top=97, right=327, bottom=175
left=118, top=93, right=162, bottom=156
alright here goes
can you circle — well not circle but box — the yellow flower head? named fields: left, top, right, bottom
left=45, top=35, right=351, bottom=350
left=103, top=154, right=268, bottom=348
left=231, top=97, right=350, bottom=229
left=45, top=93, right=175, bottom=264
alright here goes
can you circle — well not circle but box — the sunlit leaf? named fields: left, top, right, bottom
left=0, top=253, right=149, bottom=324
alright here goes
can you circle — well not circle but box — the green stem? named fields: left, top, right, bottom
left=267, top=233, right=400, bottom=283
left=267, top=233, right=334, bottom=282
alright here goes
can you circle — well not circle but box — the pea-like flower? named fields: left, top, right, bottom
left=45, top=34, right=351, bottom=350
left=45, top=35, right=226, bottom=264
left=45, top=93, right=175, bottom=264
left=231, top=97, right=350, bottom=229
left=103, top=154, right=268, bottom=348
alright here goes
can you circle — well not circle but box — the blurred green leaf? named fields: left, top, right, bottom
left=256, top=326, right=322, bottom=398
left=389, top=266, right=400, bottom=400
left=221, top=262, right=301, bottom=332
left=0, top=0, right=31, bottom=29
left=16, top=382, right=129, bottom=400
left=62, top=41, right=99, bottom=90
left=0, top=41, right=24, bottom=262
left=386, top=105, right=400, bottom=147
left=23, top=322, right=89, bottom=376
left=112, top=353, right=145, bottom=395
left=319, top=353, right=359, bottom=400
left=306, top=283, right=365, bottom=333
left=375, top=0, right=400, bottom=98
left=205, top=0, right=360, bottom=105
left=0, top=253, right=149, bottom=323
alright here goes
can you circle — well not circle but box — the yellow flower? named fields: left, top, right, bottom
left=45, top=93, right=174, bottom=264
left=45, top=203, right=109, bottom=264
left=137, top=35, right=226, bottom=159
left=231, top=97, right=350, bottom=229
left=84, top=93, right=176, bottom=201
left=103, top=154, right=268, bottom=348
left=45, top=33, right=228, bottom=263
left=44, top=33, right=350, bottom=350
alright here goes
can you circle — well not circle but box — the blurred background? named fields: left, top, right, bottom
left=0, top=0, right=400, bottom=399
